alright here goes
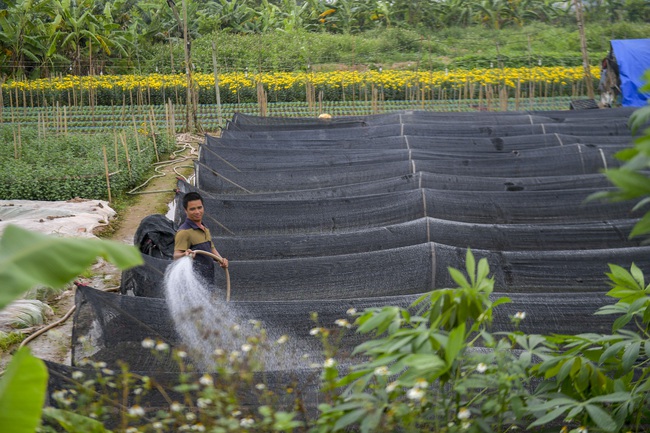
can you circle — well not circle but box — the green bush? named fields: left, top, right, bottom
left=0, top=126, right=175, bottom=201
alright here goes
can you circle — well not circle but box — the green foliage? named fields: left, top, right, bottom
left=0, top=347, right=48, bottom=433
left=528, top=261, right=650, bottom=432
left=0, top=225, right=143, bottom=309
left=313, top=250, right=535, bottom=433
left=588, top=76, right=650, bottom=240
left=0, top=330, right=27, bottom=351
left=41, top=331, right=304, bottom=432
left=42, top=407, right=110, bottom=433
left=313, top=248, right=650, bottom=432
left=0, top=0, right=649, bottom=78
left=0, top=126, right=175, bottom=201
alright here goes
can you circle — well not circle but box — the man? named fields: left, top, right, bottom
left=174, top=192, right=228, bottom=281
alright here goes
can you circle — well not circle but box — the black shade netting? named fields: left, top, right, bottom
left=175, top=183, right=641, bottom=236
left=208, top=218, right=641, bottom=260
left=206, top=133, right=632, bottom=151
left=194, top=151, right=619, bottom=194
left=197, top=171, right=616, bottom=199
left=229, top=109, right=637, bottom=128
left=76, top=285, right=617, bottom=373
left=121, top=243, right=650, bottom=300
left=198, top=142, right=625, bottom=172
left=220, top=121, right=632, bottom=141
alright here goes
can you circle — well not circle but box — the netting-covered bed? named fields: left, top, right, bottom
left=46, top=107, right=648, bottom=417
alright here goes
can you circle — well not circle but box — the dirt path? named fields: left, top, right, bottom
left=21, top=133, right=203, bottom=366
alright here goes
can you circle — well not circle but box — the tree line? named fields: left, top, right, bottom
left=0, top=0, right=648, bottom=79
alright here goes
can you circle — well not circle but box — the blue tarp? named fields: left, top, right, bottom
left=611, top=39, right=650, bottom=107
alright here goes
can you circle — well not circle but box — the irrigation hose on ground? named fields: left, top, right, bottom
left=190, top=250, right=232, bottom=302
left=19, top=287, right=120, bottom=349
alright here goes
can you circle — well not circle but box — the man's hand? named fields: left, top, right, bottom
left=219, top=257, right=229, bottom=269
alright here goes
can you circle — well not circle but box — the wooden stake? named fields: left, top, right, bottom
left=211, top=40, right=224, bottom=128
left=149, top=109, right=160, bottom=162
left=13, top=127, right=18, bottom=159
left=0, top=75, right=5, bottom=123
left=131, top=111, right=141, bottom=153
left=102, top=144, right=112, bottom=203
left=169, top=98, right=177, bottom=135
left=113, top=130, right=120, bottom=166
left=120, top=132, right=133, bottom=180
left=573, top=0, right=595, bottom=99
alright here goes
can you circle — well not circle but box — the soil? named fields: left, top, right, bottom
left=5, top=133, right=204, bottom=369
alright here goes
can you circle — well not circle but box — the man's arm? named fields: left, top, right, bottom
left=173, top=249, right=192, bottom=260
left=212, top=246, right=228, bottom=268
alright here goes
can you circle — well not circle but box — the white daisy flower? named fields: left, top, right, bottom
left=155, top=341, right=169, bottom=351
left=199, top=374, right=213, bottom=386
left=128, top=405, right=145, bottom=417
left=385, top=381, right=399, bottom=392
left=197, top=398, right=212, bottom=408
left=414, top=378, right=428, bottom=388
left=335, top=319, right=352, bottom=328
left=374, top=366, right=390, bottom=376
left=457, top=407, right=471, bottom=420
left=406, top=387, right=425, bottom=400
left=240, top=417, right=255, bottom=428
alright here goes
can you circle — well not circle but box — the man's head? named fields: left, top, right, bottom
left=182, top=192, right=204, bottom=224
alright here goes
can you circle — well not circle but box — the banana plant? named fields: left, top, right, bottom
left=0, top=225, right=143, bottom=433
left=0, top=0, right=53, bottom=77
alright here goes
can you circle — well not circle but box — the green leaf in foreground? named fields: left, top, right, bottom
left=42, top=407, right=112, bottom=433
left=0, top=347, right=48, bottom=433
left=0, top=225, right=143, bottom=309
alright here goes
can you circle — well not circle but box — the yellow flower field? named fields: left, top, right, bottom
left=3, top=66, right=599, bottom=94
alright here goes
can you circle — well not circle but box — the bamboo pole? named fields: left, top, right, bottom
left=131, top=111, right=141, bottom=153
left=169, top=99, right=177, bottom=135
left=113, top=131, right=120, bottom=166
left=102, top=144, right=112, bottom=203
left=164, top=100, right=170, bottom=138
left=515, top=79, right=521, bottom=111
left=257, top=81, right=267, bottom=117
left=211, top=40, right=224, bottom=128
left=13, top=127, right=18, bottom=159
left=55, top=101, right=60, bottom=134
left=63, top=105, right=68, bottom=135
left=499, top=85, right=508, bottom=111
left=149, top=108, right=160, bottom=162
left=0, top=75, right=5, bottom=123
left=120, top=132, right=133, bottom=181
left=573, top=0, right=594, bottom=99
